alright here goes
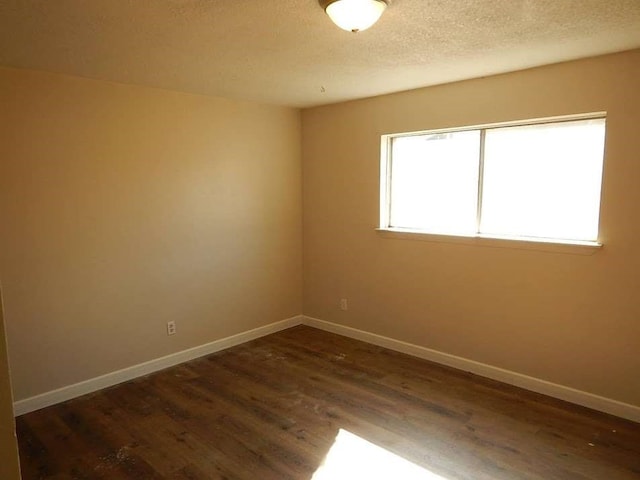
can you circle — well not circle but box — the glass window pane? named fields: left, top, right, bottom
left=389, top=131, right=480, bottom=234
left=480, top=119, right=605, bottom=241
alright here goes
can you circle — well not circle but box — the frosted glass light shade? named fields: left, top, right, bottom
left=324, top=0, right=387, bottom=32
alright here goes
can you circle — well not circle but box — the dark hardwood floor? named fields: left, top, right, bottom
left=16, top=325, right=640, bottom=479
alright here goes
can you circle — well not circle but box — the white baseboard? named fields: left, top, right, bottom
left=15, top=313, right=640, bottom=424
left=301, top=315, right=640, bottom=424
left=13, top=315, right=303, bottom=416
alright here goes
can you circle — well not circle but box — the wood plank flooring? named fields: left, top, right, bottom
left=15, top=325, right=640, bottom=479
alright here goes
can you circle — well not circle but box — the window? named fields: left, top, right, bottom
left=380, top=115, right=606, bottom=245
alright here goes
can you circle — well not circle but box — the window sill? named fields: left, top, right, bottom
left=375, top=228, right=602, bottom=255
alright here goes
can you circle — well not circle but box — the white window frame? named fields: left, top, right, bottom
left=378, top=113, right=606, bottom=254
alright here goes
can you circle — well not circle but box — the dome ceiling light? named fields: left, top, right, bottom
left=319, top=0, right=388, bottom=33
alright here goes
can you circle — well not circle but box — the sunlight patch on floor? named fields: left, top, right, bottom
left=312, top=429, right=449, bottom=480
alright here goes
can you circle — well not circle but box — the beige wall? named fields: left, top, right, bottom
left=302, top=49, right=640, bottom=407
left=0, top=289, right=21, bottom=479
left=0, top=67, right=302, bottom=401
left=2, top=50, right=639, bottom=415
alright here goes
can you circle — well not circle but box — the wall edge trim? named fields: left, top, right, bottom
left=301, top=315, right=640, bottom=423
left=15, top=314, right=640, bottom=423
left=13, top=315, right=303, bottom=416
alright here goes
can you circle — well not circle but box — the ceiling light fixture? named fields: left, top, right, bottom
left=319, top=0, right=388, bottom=33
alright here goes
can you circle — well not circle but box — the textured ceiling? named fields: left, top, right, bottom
left=0, top=0, right=639, bottom=107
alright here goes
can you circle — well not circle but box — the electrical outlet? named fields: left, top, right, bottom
left=167, top=321, right=176, bottom=336
left=340, top=298, right=348, bottom=311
